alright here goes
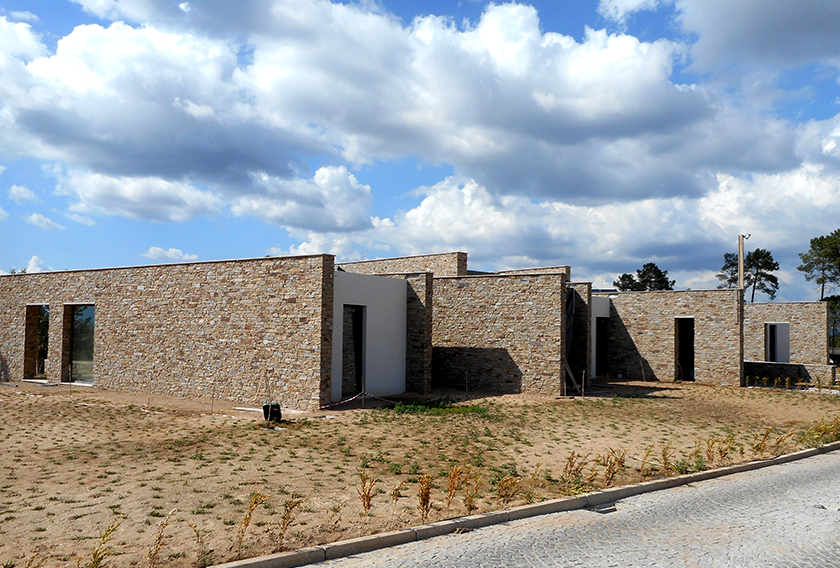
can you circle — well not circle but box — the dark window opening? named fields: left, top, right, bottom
left=595, top=316, right=609, bottom=377
left=23, top=305, right=49, bottom=379
left=341, top=305, right=365, bottom=397
left=676, top=318, right=695, bottom=382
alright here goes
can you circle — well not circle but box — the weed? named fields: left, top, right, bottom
left=772, top=429, right=796, bottom=454
left=657, top=441, right=674, bottom=474
left=76, top=520, right=120, bottom=568
left=356, top=472, right=376, bottom=516
left=496, top=475, right=519, bottom=505
left=600, top=449, right=627, bottom=488
left=236, top=491, right=269, bottom=558
left=148, top=509, right=175, bottom=568
left=272, top=498, right=304, bottom=552
left=418, top=473, right=433, bottom=522
left=751, top=428, right=772, bottom=457
left=463, top=471, right=483, bottom=513
left=561, top=451, right=591, bottom=493
left=639, top=445, right=655, bottom=478
left=445, top=465, right=465, bottom=510
left=186, top=521, right=212, bottom=568
left=391, top=480, right=408, bottom=504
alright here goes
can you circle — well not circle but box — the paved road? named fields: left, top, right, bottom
left=318, top=452, right=840, bottom=567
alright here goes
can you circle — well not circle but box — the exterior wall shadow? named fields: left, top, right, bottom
left=431, top=347, right=522, bottom=393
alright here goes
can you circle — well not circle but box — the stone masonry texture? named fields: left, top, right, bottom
left=432, top=274, right=567, bottom=395
left=338, top=252, right=467, bottom=278
left=744, top=302, right=829, bottom=365
left=0, top=255, right=334, bottom=411
left=493, top=266, right=571, bottom=278
left=403, top=273, right=433, bottom=394
left=608, top=289, right=743, bottom=386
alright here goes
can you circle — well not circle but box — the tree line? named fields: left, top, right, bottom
left=612, top=228, right=840, bottom=304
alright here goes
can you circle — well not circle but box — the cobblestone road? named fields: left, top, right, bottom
left=319, top=452, right=840, bottom=567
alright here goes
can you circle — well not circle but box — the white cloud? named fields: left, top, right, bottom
left=0, top=16, right=47, bottom=60
left=140, top=246, right=198, bottom=262
left=287, top=168, right=839, bottom=300
left=10, top=12, right=40, bottom=23
left=598, top=0, right=661, bottom=25
left=63, top=170, right=223, bottom=222
left=676, top=0, right=840, bottom=71
left=231, top=166, right=373, bottom=231
left=0, top=205, right=7, bottom=221
left=65, top=212, right=95, bottom=225
left=8, top=184, right=37, bottom=204
left=26, top=255, right=45, bottom=272
left=25, top=212, right=64, bottom=230
left=1, top=1, right=787, bottom=208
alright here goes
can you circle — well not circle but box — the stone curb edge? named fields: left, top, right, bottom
left=212, top=440, right=840, bottom=568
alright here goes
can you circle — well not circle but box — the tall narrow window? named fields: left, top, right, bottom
left=23, top=305, right=49, bottom=379
left=675, top=317, right=695, bottom=382
left=65, top=305, right=95, bottom=383
left=341, top=305, right=365, bottom=397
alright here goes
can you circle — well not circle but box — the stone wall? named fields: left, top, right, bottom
left=0, top=255, right=334, bottom=410
left=404, top=273, right=433, bottom=394
left=608, top=290, right=743, bottom=386
left=432, top=274, right=566, bottom=395
left=339, top=252, right=467, bottom=277
left=493, top=266, right=571, bottom=278
left=744, top=302, right=829, bottom=365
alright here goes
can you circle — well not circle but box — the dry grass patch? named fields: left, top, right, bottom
left=1, top=381, right=840, bottom=566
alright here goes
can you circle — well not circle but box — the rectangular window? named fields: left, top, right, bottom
left=63, top=305, right=95, bottom=383
left=765, top=323, right=790, bottom=363
left=341, top=305, right=365, bottom=397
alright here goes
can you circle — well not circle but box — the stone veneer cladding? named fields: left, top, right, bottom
left=607, top=290, right=743, bottom=386
left=432, top=274, right=567, bottom=395
left=744, top=302, right=829, bottom=365
left=0, top=255, right=334, bottom=411
left=494, top=266, right=571, bottom=278
left=403, top=273, right=433, bottom=394
left=338, top=252, right=467, bottom=278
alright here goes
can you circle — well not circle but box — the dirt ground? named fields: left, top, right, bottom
left=2, top=380, right=840, bottom=567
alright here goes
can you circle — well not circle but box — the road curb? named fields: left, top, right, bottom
left=211, top=440, right=840, bottom=568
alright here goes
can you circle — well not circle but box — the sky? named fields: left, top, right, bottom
left=0, top=0, right=839, bottom=300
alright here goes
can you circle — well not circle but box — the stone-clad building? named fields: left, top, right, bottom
left=1, top=251, right=835, bottom=409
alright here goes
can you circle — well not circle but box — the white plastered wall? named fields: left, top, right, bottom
left=591, top=295, right=611, bottom=375
left=332, top=271, right=406, bottom=402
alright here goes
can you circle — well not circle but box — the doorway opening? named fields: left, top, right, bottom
left=595, top=316, right=609, bottom=377
left=23, top=305, right=49, bottom=379
left=62, top=305, right=95, bottom=383
left=765, top=323, right=790, bottom=363
left=341, top=305, right=365, bottom=398
left=675, top=317, right=695, bottom=382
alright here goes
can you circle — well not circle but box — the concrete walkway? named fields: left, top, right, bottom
left=316, top=451, right=840, bottom=567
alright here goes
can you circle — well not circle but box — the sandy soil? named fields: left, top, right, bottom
left=2, top=380, right=839, bottom=567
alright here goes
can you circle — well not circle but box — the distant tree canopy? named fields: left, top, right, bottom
left=797, top=229, right=840, bottom=300
left=614, top=262, right=675, bottom=292
left=716, top=248, right=779, bottom=302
